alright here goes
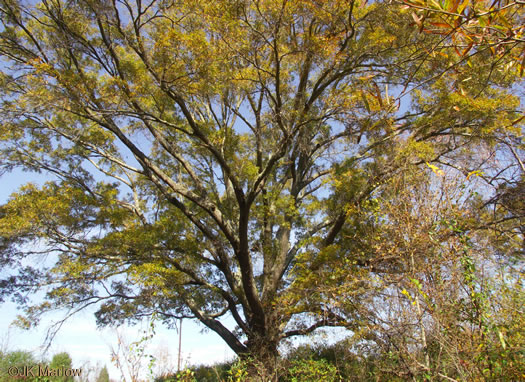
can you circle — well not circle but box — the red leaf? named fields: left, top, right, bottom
left=462, top=41, right=474, bottom=57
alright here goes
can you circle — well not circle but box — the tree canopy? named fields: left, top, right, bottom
left=0, top=0, right=523, bottom=378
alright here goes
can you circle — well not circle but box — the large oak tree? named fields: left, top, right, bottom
left=0, top=0, right=522, bottom=371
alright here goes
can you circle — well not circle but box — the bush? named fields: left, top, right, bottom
left=284, top=358, right=339, bottom=382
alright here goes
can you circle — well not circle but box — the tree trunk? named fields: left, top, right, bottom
left=243, top=331, right=280, bottom=380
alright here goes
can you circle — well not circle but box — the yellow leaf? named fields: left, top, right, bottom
left=466, top=170, right=483, bottom=180
left=426, top=162, right=444, bottom=176
left=498, top=330, right=506, bottom=350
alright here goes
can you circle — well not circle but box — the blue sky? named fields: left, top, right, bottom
left=0, top=169, right=235, bottom=380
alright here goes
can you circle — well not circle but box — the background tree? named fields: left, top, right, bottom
left=96, top=366, right=110, bottom=382
left=332, top=168, right=525, bottom=380
left=49, top=352, right=74, bottom=382
left=0, top=0, right=522, bottom=376
left=0, top=350, right=37, bottom=382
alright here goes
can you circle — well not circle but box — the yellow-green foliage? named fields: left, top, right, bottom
left=0, top=0, right=522, bottom=377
